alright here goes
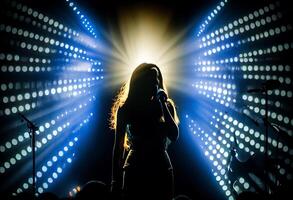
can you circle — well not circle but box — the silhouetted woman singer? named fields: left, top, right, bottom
left=110, top=63, right=179, bottom=200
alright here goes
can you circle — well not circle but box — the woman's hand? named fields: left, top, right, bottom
left=156, top=88, right=168, bottom=102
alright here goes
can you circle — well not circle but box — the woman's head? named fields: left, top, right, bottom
left=128, top=63, right=165, bottom=101
left=110, top=63, right=178, bottom=130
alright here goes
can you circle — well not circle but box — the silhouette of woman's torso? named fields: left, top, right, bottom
left=121, top=99, right=174, bottom=200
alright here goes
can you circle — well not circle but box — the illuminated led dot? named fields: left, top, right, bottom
left=0, top=146, right=5, bottom=152
left=238, top=123, right=243, bottom=129
left=35, top=141, right=41, bottom=148
left=228, top=196, right=234, bottom=200
left=43, top=183, right=48, bottom=189
left=53, top=172, right=58, bottom=179
left=245, top=136, right=251, bottom=143
left=1, top=84, right=7, bottom=91
left=12, top=107, right=17, bottom=113
left=39, top=91, right=44, bottom=97
left=27, top=146, right=32, bottom=153
left=38, top=187, right=43, bottom=193
left=239, top=143, right=244, bottom=149
left=37, top=171, right=42, bottom=178
left=280, top=90, right=286, bottom=96
left=0, top=167, right=5, bottom=174
left=57, top=167, right=62, bottom=173
left=47, top=161, right=52, bottom=167
left=48, top=178, right=53, bottom=183
left=44, top=123, right=50, bottom=128
left=21, top=150, right=27, bottom=156
left=52, top=156, right=58, bottom=162
left=10, top=95, right=16, bottom=102
left=5, top=142, right=12, bottom=149
left=4, top=108, right=11, bottom=115
left=42, top=138, right=47, bottom=144
left=12, top=139, right=18, bottom=145
left=58, top=151, right=64, bottom=157
left=219, top=180, right=224, bottom=186
left=67, top=158, right=72, bottom=163
left=51, top=88, right=56, bottom=94
left=41, top=166, right=47, bottom=172
left=213, top=161, right=218, bottom=166
left=39, top=126, right=45, bottom=132
left=280, top=168, right=286, bottom=175
left=28, top=177, right=33, bottom=184
left=284, top=117, right=289, bottom=124
left=24, top=132, right=30, bottom=138
left=25, top=104, right=31, bottom=110
left=17, top=188, right=23, bottom=194
left=243, top=126, right=249, bottom=132
left=18, top=105, right=24, bottom=112
left=260, top=146, right=265, bottom=152
left=216, top=175, right=221, bottom=182
left=283, top=146, right=289, bottom=152
left=223, top=185, right=228, bottom=191
left=10, top=158, right=16, bottom=165
left=7, top=54, right=13, bottom=61
left=243, top=182, right=250, bottom=189
left=47, top=134, right=52, bottom=140
left=24, top=93, right=30, bottom=99
left=4, top=162, right=10, bottom=169
left=23, top=183, right=28, bottom=189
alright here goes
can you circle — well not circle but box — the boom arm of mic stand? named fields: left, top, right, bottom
left=18, top=113, right=38, bottom=132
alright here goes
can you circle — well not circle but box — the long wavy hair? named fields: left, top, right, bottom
left=109, top=63, right=179, bottom=131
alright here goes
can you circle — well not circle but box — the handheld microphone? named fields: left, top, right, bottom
left=157, top=88, right=167, bottom=102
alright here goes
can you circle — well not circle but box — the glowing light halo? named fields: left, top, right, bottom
left=106, top=7, right=188, bottom=90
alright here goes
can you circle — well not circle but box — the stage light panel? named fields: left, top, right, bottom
left=187, top=0, right=293, bottom=199
left=0, top=0, right=104, bottom=196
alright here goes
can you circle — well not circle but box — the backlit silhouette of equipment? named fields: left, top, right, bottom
left=18, top=113, right=38, bottom=199
left=246, top=80, right=281, bottom=191
left=226, top=124, right=292, bottom=197
left=227, top=131, right=276, bottom=196
left=228, top=80, right=282, bottom=195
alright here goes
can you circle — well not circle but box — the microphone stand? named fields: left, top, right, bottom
left=18, top=113, right=38, bottom=199
left=264, top=87, right=269, bottom=197
left=246, top=83, right=270, bottom=197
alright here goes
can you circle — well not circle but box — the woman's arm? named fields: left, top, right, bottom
left=111, top=107, right=127, bottom=191
left=160, top=100, right=179, bottom=142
